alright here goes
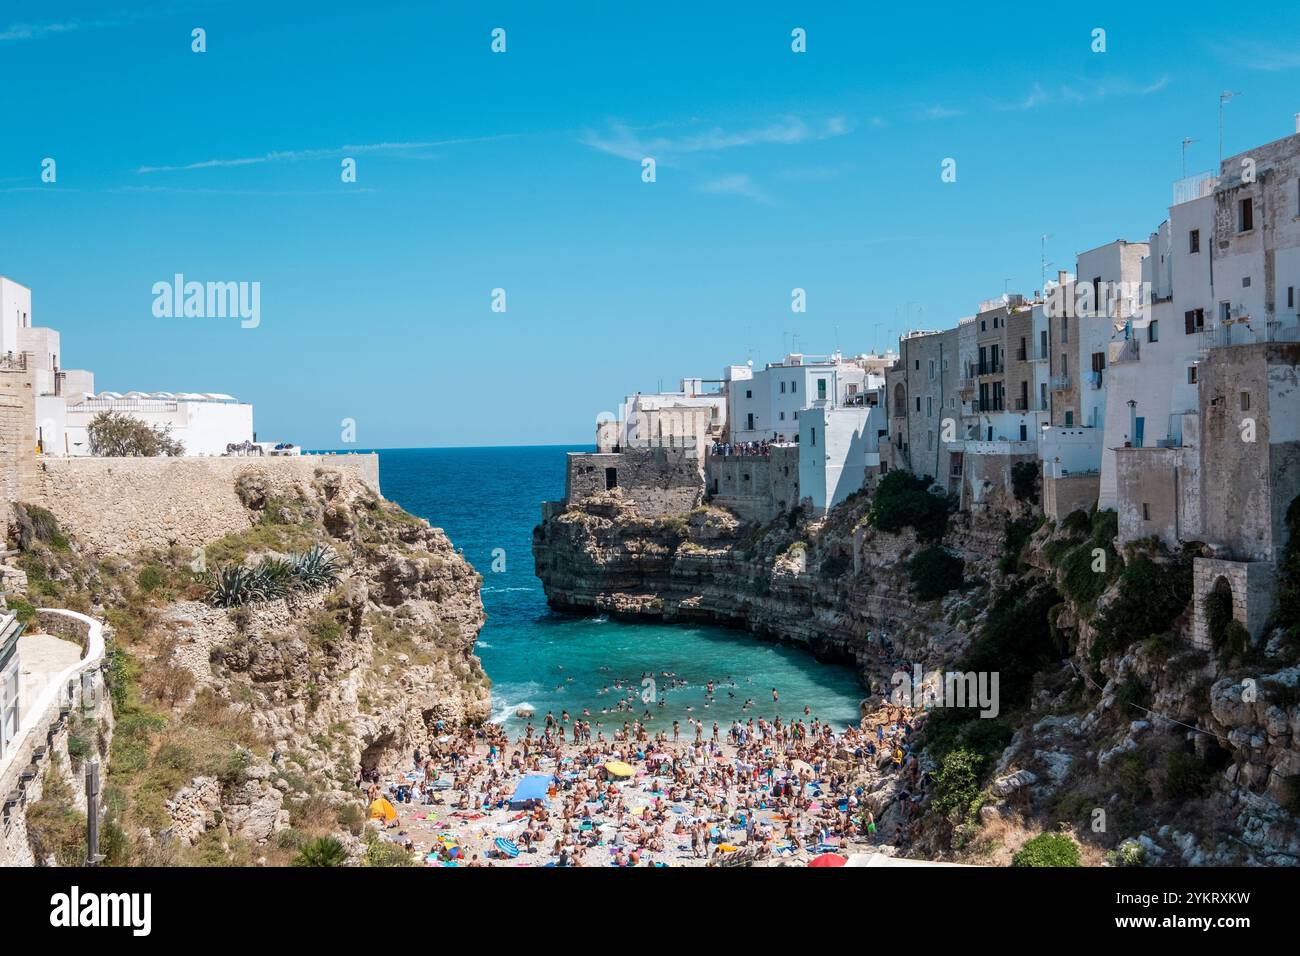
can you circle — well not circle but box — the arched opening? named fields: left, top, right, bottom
left=1204, top=576, right=1234, bottom=649
left=892, top=383, right=906, bottom=418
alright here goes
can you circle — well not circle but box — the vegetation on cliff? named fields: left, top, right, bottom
left=6, top=468, right=488, bottom=866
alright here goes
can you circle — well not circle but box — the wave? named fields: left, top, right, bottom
left=481, top=586, right=539, bottom=594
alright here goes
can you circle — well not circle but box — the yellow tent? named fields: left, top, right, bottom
left=370, top=797, right=398, bottom=823
left=604, top=760, right=635, bottom=779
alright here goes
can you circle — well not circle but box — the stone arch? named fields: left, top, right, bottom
left=892, top=382, right=906, bottom=414
left=1203, top=575, right=1235, bottom=647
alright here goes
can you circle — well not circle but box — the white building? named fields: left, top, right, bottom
left=65, top=393, right=255, bottom=457
left=0, top=275, right=258, bottom=457
left=728, top=352, right=879, bottom=444
left=798, top=396, right=885, bottom=514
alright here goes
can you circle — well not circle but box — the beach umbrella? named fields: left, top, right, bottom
left=495, top=838, right=520, bottom=859
left=790, top=759, right=813, bottom=776
left=808, top=852, right=848, bottom=868
left=604, top=760, right=635, bottom=779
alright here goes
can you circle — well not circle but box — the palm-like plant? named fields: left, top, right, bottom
left=293, top=545, right=342, bottom=591
left=292, top=836, right=348, bottom=867
left=207, top=566, right=269, bottom=608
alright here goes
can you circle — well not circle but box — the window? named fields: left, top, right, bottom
left=604, top=467, right=618, bottom=490
left=914, top=360, right=920, bottom=370
left=980, top=320, right=987, bottom=332
left=926, top=396, right=933, bottom=417
left=1065, top=411, right=1074, bottom=426
left=1239, top=196, right=1254, bottom=232
left=791, top=380, right=797, bottom=393
left=810, top=428, right=816, bottom=446
left=1219, top=301, right=1232, bottom=324
left=1243, top=276, right=1251, bottom=288
left=780, top=381, right=786, bottom=394
left=1062, top=315, right=1069, bottom=343
left=1189, top=229, right=1200, bottom=254
left=779, top=411, right=785, bottom=421
left=1142, top=503, right=1150, bottom=521
left=1240, top=391, right=1251, bottom=411
left=1148, top=320, right=1159, bottom=343
left=1187, top=366, right=1197, bottom=384
left=1184, top=308, right=1205, bottom=333
left=745, top=389, right=752, bottom=399
left=817, top=378, right=827, bottom=400
left=1039, top=329, right=1047, bottom=358
left=928, top=360, right=935, bottom=380
left=1289, top=287, right=1295, bottom=309
left=915, top=397, right=921, bottom=412
left=746, top=413, right=754, bottom=429
left=927, top=430, right=935, bottom=450
left=1091, top=352, right=1106, bottom=373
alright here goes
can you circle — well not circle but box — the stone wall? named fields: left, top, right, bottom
left=29, top=453, right=380, bottom=557
left=564, top=447, right=702, bottom=518
left=0, top=366, right=38, bottom=503
left=1043, top=472, right=1101, bottom=523
left=1191, top=557, right=1277, bottom=651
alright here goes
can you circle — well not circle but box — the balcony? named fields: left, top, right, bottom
left=1050, top=375, right=1072, bottom=390
left=977, top=361, right=1005, bottom=376
left=1014, top=397, right=1029, bottom=411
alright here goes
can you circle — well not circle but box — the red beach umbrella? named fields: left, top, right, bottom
left=808, top=853, right=848, bottom=868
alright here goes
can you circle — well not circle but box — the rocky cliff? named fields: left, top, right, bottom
left=7, top=464, right=488, bottom=865
left=533, top=482, right=1300, bottom=866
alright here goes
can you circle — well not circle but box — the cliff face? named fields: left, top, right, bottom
left=534, top=487, right=1300, bottom=866
left=533, top=491, right=1008, bottom=700
left=7, top=464, right=488, bottom=865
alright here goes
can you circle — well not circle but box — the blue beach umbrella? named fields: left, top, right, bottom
left=495, top=838, right=520, bottom=858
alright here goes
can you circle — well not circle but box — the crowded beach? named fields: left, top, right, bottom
left=359, top=676, right=931, bottom=867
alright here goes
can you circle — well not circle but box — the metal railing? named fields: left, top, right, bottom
left=1050, top=375, right=1072, bottom=390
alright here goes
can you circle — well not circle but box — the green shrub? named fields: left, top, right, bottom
left=1000, top=516, right=1040, bottom=574
left=1061, top=509, right=1093, bottom=537
left=867, top=470, right=952, bottom=543
left=908, top=546, right=964, bottom=601
left=1092, top=548, right=1194, bottom=660
left=931, top=748, right=985, bottom=822
left=293, top=836, right=348, bottom=867
left=1012, top=832, right=1080, bottom=867
left=1160, top=750, right=1213, bottom=801
left=1011, top=461, right=1039, bottom=505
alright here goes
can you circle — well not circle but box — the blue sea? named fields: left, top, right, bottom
left=366, top=446, right=865, bottom=733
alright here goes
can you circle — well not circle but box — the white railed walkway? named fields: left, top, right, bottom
left=0, top=608, right=105, bottom=789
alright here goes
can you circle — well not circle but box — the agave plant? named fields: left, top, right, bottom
left=255, top=557, right=297, bottom=597
left=291, top=545, right=342, bottom=592
left=207, top=566, right=270, bottom=608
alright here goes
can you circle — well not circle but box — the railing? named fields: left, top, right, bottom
left=0, top=353, right=28, bottom=371
left=1050, top=375, right=1072, bottom=390
left=978, top=361, right=1004, bottom=375
left=1173, top=171, right=1218, bottom=206
left=0, top=609, right=106, bottom=807
left=1014, top=397, right=1029, bottom=411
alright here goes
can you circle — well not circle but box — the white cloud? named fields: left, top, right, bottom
left=137, top=136, right=508, bottom=174
left=581, top=115, right=851, bottom=162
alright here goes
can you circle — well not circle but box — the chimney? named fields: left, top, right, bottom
left=1057, top=270, right=1068, bottom=286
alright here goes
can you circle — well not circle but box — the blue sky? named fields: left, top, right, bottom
left=2, top=1, right=1298, bottom=447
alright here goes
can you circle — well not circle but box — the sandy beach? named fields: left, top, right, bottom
left=363, top=705, right=929, bottom=867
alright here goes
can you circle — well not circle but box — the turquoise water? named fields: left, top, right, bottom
left=373, top=446, right=865, bottom=733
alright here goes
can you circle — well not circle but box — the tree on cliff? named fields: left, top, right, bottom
left=86, top=410, right=184, bottom=457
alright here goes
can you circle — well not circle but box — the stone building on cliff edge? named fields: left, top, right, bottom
left=0, top=275, right=257, bottom=460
